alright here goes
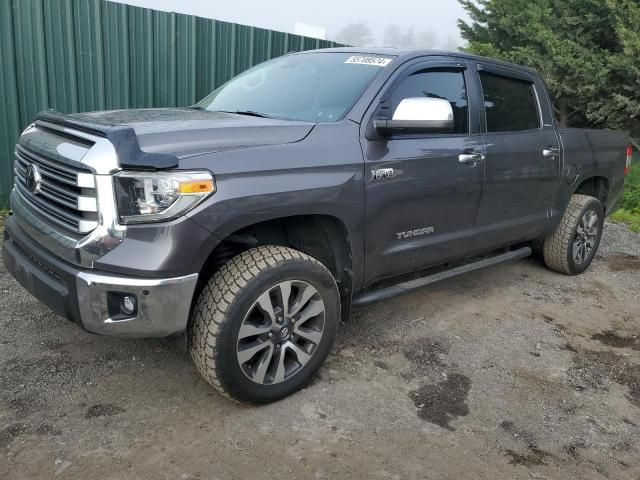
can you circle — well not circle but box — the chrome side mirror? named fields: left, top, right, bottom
left=374, top=97, right=455, bottom=136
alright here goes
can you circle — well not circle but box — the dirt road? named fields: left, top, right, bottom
left=1, top=221, right=639, bottom=479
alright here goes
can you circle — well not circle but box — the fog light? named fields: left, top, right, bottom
left=121, top=295, right=137, bottom=315
left=107, top=292, right=139, bottom=320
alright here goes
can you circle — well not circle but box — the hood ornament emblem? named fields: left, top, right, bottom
left=25, top=164, right=43, bottom=194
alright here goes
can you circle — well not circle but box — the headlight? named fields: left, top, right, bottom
left=114, top=171, right=215, bottom=224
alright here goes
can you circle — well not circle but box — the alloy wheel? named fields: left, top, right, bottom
left=573, top=209, right=599, bottom=265
left=236, top=280, right=325, bottom=385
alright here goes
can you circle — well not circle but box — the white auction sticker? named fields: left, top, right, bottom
left=344, top=56, right=392, bottom=67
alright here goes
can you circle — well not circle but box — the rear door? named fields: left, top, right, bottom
left=472, top=64, right=561, bottom=251
left=361, top=59, right=485, bottom=285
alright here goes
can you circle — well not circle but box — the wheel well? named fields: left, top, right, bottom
left=574, top=176, right=609, bottom=210
left=199, top=215, right=354, bottom=318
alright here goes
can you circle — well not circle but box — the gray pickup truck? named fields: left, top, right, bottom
left=3, top=48, right=632, bottom=403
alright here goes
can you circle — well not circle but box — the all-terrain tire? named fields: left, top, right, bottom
left=543, top=194, right=604, bottom=275
left=189, top=245, right=340, bottom=404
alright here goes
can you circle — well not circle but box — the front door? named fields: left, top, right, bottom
left=362, top=61, right=485, bottom=285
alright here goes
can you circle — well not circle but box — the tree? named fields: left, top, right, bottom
left=458, top=0, right=639, bottom=138
left=334, top=22, right=373, bottom=47
left=603, top=0, right=640, bottom=138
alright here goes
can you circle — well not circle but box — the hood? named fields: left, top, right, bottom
left=68, top=108, right=316, bottom=159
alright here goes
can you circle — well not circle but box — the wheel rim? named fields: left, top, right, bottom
left=573, top=209, right=599, bottom=265
left=236, top=280, right=326, bottom=385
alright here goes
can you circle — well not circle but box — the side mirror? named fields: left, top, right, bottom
left=374, top=97, right=455, bottom=136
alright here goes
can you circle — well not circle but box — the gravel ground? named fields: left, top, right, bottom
left=1, top=220, right=639, bottom=480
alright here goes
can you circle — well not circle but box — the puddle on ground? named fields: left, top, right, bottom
left=85, top=404, right=125, bottom=418
left=403, top=337, right=450, bottom=369
left=568, top=349, right=640, bottom=407
left=592, top=331, right=640, bottom=351
left=505, top=444, right=553, bottom=466
left=605, top=253, right=640, bottom=272
left=409, top=373, right=470, bottom=430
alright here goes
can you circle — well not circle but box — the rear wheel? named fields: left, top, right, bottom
left=543, top=194, right=604, bottom=275
left=189, top=245, right=340, bottom=403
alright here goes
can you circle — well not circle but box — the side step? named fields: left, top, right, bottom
left=352, top=247, right=532, bottom=307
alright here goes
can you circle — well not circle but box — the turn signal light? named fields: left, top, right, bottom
left=179, top=180, right=215, bottom=195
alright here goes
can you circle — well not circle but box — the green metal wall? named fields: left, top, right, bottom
left=0, top=0, right=343, bottom=208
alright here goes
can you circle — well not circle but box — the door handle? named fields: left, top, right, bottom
left=458, top=152, right=485, bottom=165
left=543, top=147, right=560, bottom=159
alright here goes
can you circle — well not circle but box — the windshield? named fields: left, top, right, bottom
left=195, top=52, right=393, bottom=123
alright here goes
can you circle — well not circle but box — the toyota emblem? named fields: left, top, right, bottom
left=25, top=164, right=42, bottom=194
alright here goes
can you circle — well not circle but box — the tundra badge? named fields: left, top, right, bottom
left=396, top=227, right=435, bottom=240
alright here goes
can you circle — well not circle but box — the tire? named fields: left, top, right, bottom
left=189, top=245, right=340, bottom=404
left=543, top=194, right=604, bottom=275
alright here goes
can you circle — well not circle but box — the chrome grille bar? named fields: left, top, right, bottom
left=15, top=145, right=82, bottom=184
left=13, top=125, right=99, bottom=234
left=14, top=183, right=98, bottom=233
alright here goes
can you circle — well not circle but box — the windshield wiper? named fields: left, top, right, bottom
left=189, top=107, right=278, bottom=119
left=213, top=110, right=273, bottom=118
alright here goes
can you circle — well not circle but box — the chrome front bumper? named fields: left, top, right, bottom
left=76, top=271, right=198, bottom=337
left=3, top=217, right=198, bottom=338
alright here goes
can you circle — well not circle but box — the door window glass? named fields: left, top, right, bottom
left=480, top=72, right=540, bottom=132
left=389, top=69, right=469, bottom=134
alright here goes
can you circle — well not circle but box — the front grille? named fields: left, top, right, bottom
left=13, top=127, right=99, bottom=234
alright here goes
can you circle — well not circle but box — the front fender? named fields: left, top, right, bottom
left=182, top=122, right=366, bottom=290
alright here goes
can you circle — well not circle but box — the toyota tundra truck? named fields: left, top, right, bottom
left=2, top=48, right=632, bottom=403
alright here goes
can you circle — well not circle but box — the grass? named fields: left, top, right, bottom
left=611, top=156, right=640, bottom=232
left=612, top=209, right=640, bottom=232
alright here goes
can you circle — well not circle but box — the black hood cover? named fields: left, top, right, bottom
left=37, top=108, right=315, bottom=170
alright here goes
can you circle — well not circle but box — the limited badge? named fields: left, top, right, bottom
left=344, top=56, right=392, bottom=67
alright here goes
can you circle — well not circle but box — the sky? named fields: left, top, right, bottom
left=109, top=0, right=469, bottom=49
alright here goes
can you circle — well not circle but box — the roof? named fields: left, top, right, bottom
left=308, top=46, right=539, bottom=75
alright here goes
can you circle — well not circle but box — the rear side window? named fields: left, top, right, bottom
left=389, top=69, right=469, bottom=134
left=479, top=72, right=540, bottom=132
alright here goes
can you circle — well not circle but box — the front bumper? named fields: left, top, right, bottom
left=2, top=216, right=198, bottom=338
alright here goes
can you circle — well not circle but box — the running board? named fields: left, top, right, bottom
left=352, top=247, right=532, bottom=307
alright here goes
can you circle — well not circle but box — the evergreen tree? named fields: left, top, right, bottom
left=604, top=0, right=640, bottom=138
left=459, top=0, right=639, bottom=138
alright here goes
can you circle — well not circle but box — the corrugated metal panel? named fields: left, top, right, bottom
left=12, top=0, right=49, bottom=127
left=103, top=1, right=130, bottom=109
left=43, top=0, right=78, bottom=113
left=0, top=1, right=21, bottom=202
left=153, top=10, right=177, bottom=107
left=128, top=6, right=154, bottom=108
left=175, top=13, right=197, bottom=106
left=73, top=0, right=105, bottom=112
left=0, top=0, right=344, bottom=207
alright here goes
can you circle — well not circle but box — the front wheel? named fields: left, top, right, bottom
left=189, top=245, right=340, bottom=403
left=543, top=194, right=604, bottom=275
